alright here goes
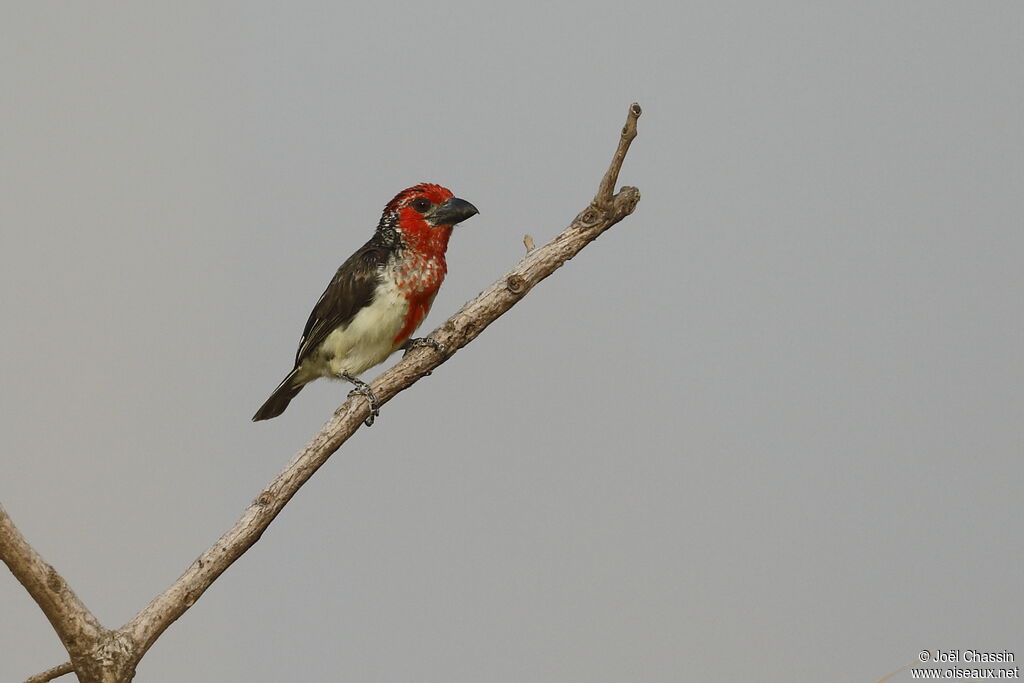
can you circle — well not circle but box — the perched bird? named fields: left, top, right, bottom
left=253, top=183, right=479, bottom=422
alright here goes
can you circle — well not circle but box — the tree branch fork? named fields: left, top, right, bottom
left=0, top=103, right=642, bottom=683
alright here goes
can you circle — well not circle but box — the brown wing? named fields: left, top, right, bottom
left=293, top=239, right=390, bottom=366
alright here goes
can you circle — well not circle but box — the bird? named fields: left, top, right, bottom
left=253, top=183, right=479, bottom=422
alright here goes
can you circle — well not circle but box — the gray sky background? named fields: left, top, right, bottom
left=2, top=3, right=1021, bottom=682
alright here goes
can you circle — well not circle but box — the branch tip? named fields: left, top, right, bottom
left=595, top=102, right=642, bottom=211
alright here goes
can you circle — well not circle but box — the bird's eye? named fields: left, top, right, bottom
left=410, top=197, right=431, bottom=213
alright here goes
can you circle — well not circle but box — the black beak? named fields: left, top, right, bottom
left=431, top=197, right=479, bottom=226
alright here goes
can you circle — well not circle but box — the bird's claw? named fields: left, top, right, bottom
left=402, top=337, right=446, bottom=376
left=341, top=373, right=379, bottom=426
left=402, top=337, right=447, bottom=357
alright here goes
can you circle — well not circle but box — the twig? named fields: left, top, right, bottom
left=24, top=661, right=74, bottom=683
left=595, top=102, right=641, bottom=211
left=874, top=651, right=935, bottom=683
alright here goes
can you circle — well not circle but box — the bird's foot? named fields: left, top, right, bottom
left=341, top=373, right=379, bottom=426
left=401, top=337, right=446, bottom=377
left=402, top=336, right=447, bottom=357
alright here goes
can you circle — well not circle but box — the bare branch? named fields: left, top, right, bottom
left=24, top=661, right=74, bottom=683
left=0, top=503, right=103, bottom=658
left=122, top=102, right=643, bottom=660
left=595, top=102, right=641, bottom=211
left=5, top=104, right=642, bottom=681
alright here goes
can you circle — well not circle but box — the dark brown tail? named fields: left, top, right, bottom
left=253, top=370, right=304, bottom=421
